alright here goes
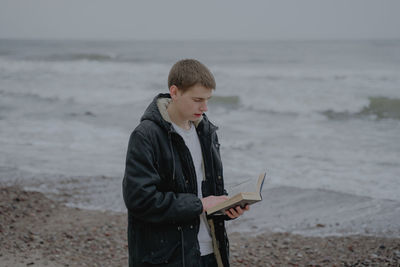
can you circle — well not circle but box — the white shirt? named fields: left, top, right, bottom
left=171, top=121, right=214, bottom=256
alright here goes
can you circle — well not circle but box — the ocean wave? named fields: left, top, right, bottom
left=360, top=97, right=400, bottom=119
left=322, top=97, right=400, bottom=120
left=208, top=95, right=240, bottom=108
left=68, top=111, right=96, bottom=117
left=247, top=74, right=348, bottom=84
left=1, top=90, right=68, bottom=104
left=246, top=105, right=300, bottom=117
left=19, top=53, right=168, bottom=65
left=45, top=53, right=115, bottom=62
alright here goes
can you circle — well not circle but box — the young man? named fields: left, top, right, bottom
left=123, top=59, right=248, bottom=267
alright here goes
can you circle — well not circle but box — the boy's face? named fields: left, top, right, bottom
left=170, top=84, right=213, bottom=122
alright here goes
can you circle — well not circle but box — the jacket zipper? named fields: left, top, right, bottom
left=178, top=226, right=185, bottom=267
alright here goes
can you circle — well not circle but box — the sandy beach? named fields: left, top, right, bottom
left=1, top=186, right=399, bottom=267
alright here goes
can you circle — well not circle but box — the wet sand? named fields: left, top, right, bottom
left=1, top=186, right=399, bottom=266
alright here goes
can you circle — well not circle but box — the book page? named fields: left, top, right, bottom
left=227, top=177, right=256, bottom=196
left=226, top=173, right=267, bottom=197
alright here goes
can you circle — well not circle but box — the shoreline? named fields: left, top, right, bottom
left=1, top=186, right=399, bottom=266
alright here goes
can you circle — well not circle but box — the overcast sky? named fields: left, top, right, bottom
left=1, top=0, right=400, bottom=40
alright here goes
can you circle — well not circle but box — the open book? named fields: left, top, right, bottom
left=206, top=172, right=267, bottom=216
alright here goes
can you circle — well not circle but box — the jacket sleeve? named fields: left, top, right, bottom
left=122, top=130, right=203, bottom=224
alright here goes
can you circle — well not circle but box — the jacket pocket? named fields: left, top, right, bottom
left=142, top=226, right=180, bottom=265
left=142, top=242, right=179, bottom=265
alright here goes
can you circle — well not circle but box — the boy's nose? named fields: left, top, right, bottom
left=201, top=102, right=208, bottom=112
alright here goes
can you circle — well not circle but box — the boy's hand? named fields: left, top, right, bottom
left=225, top=205, right=250, bottom=219
left=201, top=195, right=229, bottom=212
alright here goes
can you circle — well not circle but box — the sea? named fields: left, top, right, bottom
left=1, top=39, right=399, bottom=237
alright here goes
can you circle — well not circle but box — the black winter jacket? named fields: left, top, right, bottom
left=123, top=94, right=230, bottom=267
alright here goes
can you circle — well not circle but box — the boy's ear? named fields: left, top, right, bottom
left=169, top=85, right=179, bottom=100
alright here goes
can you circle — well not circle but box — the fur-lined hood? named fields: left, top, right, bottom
left=140, top=93, right=217, bottom=134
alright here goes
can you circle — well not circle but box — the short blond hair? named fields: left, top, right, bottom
left=168, top=59, right=216, bottom=92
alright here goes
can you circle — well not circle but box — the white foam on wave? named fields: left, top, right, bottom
left=0, top=57, right=169, bottom=105
left=214, top=65, right=400, bottom=116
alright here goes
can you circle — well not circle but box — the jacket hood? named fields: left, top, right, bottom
left=140, top=93, right=217, bottom=134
